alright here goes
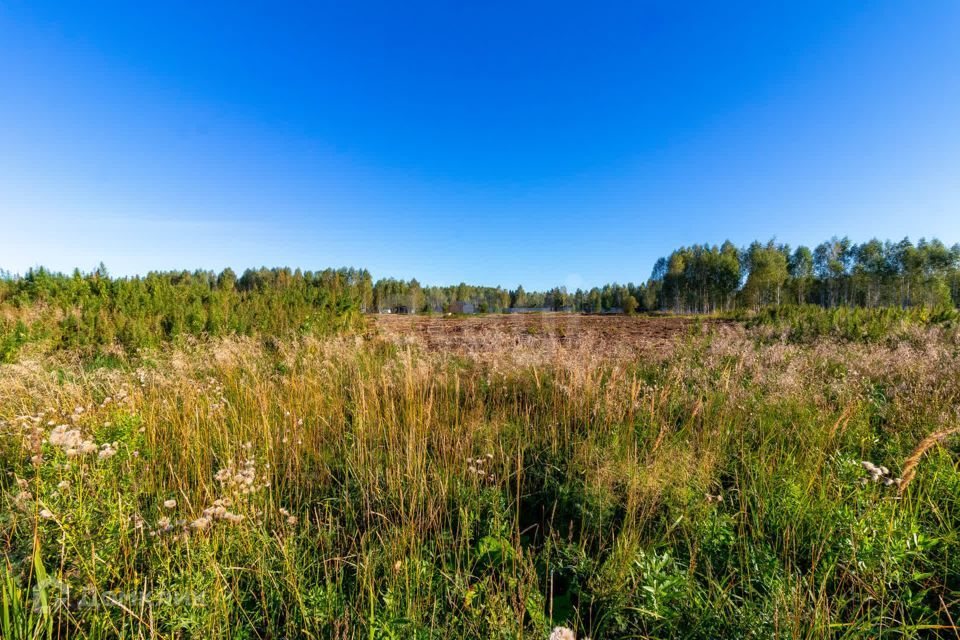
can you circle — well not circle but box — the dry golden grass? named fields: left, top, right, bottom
left=900, top=425, right=960, bottom=492
left=1, top=318, right=958, bottom=638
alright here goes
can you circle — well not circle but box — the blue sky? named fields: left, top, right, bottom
left=2, top=1, right=959, bottom=290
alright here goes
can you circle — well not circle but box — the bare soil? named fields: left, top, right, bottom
left=372, top=313, right=735, bottom=359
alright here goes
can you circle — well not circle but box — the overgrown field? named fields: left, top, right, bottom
left=2, top=314, right=960, bottom=638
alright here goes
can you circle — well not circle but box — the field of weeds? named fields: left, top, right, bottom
left=2, top=315, right=960, bottom=638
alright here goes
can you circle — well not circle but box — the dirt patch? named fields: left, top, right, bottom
left=371, top=313, right=735, bottom=361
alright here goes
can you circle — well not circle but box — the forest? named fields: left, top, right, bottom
left=2, top=236, right=959, bottom=359
left=374, top=236, right=960, bottom=315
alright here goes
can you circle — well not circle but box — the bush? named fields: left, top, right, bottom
left=744, top=304, right=959, bottom=343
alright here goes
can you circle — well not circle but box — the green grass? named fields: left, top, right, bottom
left=1, top=318, right=959, bottom=638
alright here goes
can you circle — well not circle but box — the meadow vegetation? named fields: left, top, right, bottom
left=0, top=266, right=369, bottom=362
left=2, top=299, right=959, bottom=638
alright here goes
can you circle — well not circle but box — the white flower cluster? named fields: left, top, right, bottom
left=467, top=453, right=495, bottom=480
left=13, top=489, right=33, bottom=508
left=97, top=387, right=130, bottom=408
left=47, top=425, right=118, bottom=460
left=150, top=496, right=244, bottom=538
left=49, top=424, right=96, bottom=455
left=548, top=626, right=591, bottom=640
left=150, top=516, right=181, bottom=536
left=98, top=442, right=118, bottom=460
left=214, top=451, right=269, bottom=495
left=860, top=460, right=901, bottom=487
left=201, top=498, right=244, bottom=524
left=202, top=377, right=229, bottom=411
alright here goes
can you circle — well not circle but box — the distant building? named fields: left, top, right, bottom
left=376, top=294, right=415, bottom=314
left=449, top=301, right=476, bottom=314
left=505, top=307, right=552, bottom=313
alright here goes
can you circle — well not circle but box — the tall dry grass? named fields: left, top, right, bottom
left=1, top=320, right=958, bottom=638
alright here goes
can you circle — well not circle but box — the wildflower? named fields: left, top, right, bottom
left=49, top=425, right=83, bottom=448
left=189, top=516, right=212, bottom=531
left=860, top=460, right=901, bottom=488
left=203, top=504, right=227, bottom=519
left=39, top=509, right=54, bottom=520
left=215, top=458, right=267, bottom=495
left=286, top=515, right=297, bottom=525
left=57, top=480, right=70, bottom=490
left=150, top=516, right=177, bottom=537
left=550, top=627, right=576, bottom=640
left=31, top=454, right=43, bottom=465
left=163, top=499, right=177, bottom=509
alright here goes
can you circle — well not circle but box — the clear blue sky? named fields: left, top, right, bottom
left=2, top=1, right=959, bottom=290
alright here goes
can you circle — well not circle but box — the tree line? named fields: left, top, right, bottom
left=370, top=237, right=960, bottom=315
left=0, top=265, right=371, bottom=355
left=2, top=235, right=958, bottom=356
left=649, top=236, right=960, bottom=314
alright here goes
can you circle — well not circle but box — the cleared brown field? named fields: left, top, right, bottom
left=372, top=312, right=735, bottom=361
